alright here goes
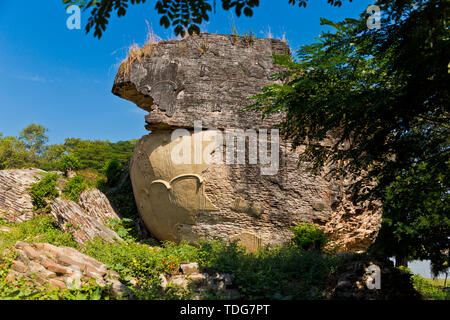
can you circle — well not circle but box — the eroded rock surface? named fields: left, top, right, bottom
left=0, top=168, right=46, bottom=223
left=113, top=33, right=382, bottom=252
left=6, top=241, right=128, bottom=296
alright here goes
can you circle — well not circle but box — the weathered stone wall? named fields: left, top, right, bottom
left=113, top=33, right=382, bottom=252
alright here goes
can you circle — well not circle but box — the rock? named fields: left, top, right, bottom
left=50, top=198, right=121, bottom=245
left=0, top=168, right=46, bottom=223
left=5, top=241, right=129, bottom=297
left=113, top=33, right=382, bottom=252
left=78, top=188, right=121, bottom=225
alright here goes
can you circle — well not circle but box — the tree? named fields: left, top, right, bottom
left=58, top=153, right=81, bottom=176
left=104, top=159, right=123, bottom=186
left=249, top=0, right=449, bottom=267
left=371, top=162, right=449, bottom=268
left=62, top=0, right=353, bottom=38
left=19, top=124, right=49, bottom=157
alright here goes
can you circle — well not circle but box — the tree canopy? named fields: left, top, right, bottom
left=62, top=0, right=353, bottom=38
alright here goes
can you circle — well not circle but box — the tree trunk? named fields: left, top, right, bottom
left=395, top=255, right=408, bottom=268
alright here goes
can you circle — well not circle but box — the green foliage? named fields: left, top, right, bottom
left=62, top=175, right=90, bottom=202
left=101, top=175, right=139, bottom=220
left=108, top=218, right=139, bottom=242
left=290, top=223, right=328, bottom=252
left=0, top=124, right=136, bottom=176
left=28, top=173, right=60, bottom=211
left=0, top=136, right=37, bottom=170
left=82, top=236, right=342, bottom=300
left=372, top=162, right=450, bottom=273
left=411, top=275, right=450, bottom=300
left=0, top=217, right=114, bottom=300
left=62, top=0, right=349, bottom=38
left=0, top=216, right=78, bottom=253
left=83, top=239, right=199, bottom=299
left=58, top=154, right=81, bottom=173
left=250, top=0, right=449, bottom=269
left=1, top=218, right=345, bottom=300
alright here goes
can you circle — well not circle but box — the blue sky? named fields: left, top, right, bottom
left=0, top=0, right=373, bottom=144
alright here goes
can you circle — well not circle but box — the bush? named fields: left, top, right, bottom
left=290, top=223, right=328, bottom=252
left=0, top=253, right=116, bottom=300
left=101, top=176, right=138, bottom=219
left=411, top=274, right=450, bottom=300
left=28, top=173, right=60, bottom=211
left=83, top=239, right=200, bottom=299
left=63, top=175, right=90, bottom=202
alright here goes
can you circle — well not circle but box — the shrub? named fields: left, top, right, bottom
left=28, top=173, right=60, bottom=211
left=63, top=175, right=90, bottom=202
left=101, top=176, right=139, bottom=219
left=290, top=223, right=328, bottom=252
